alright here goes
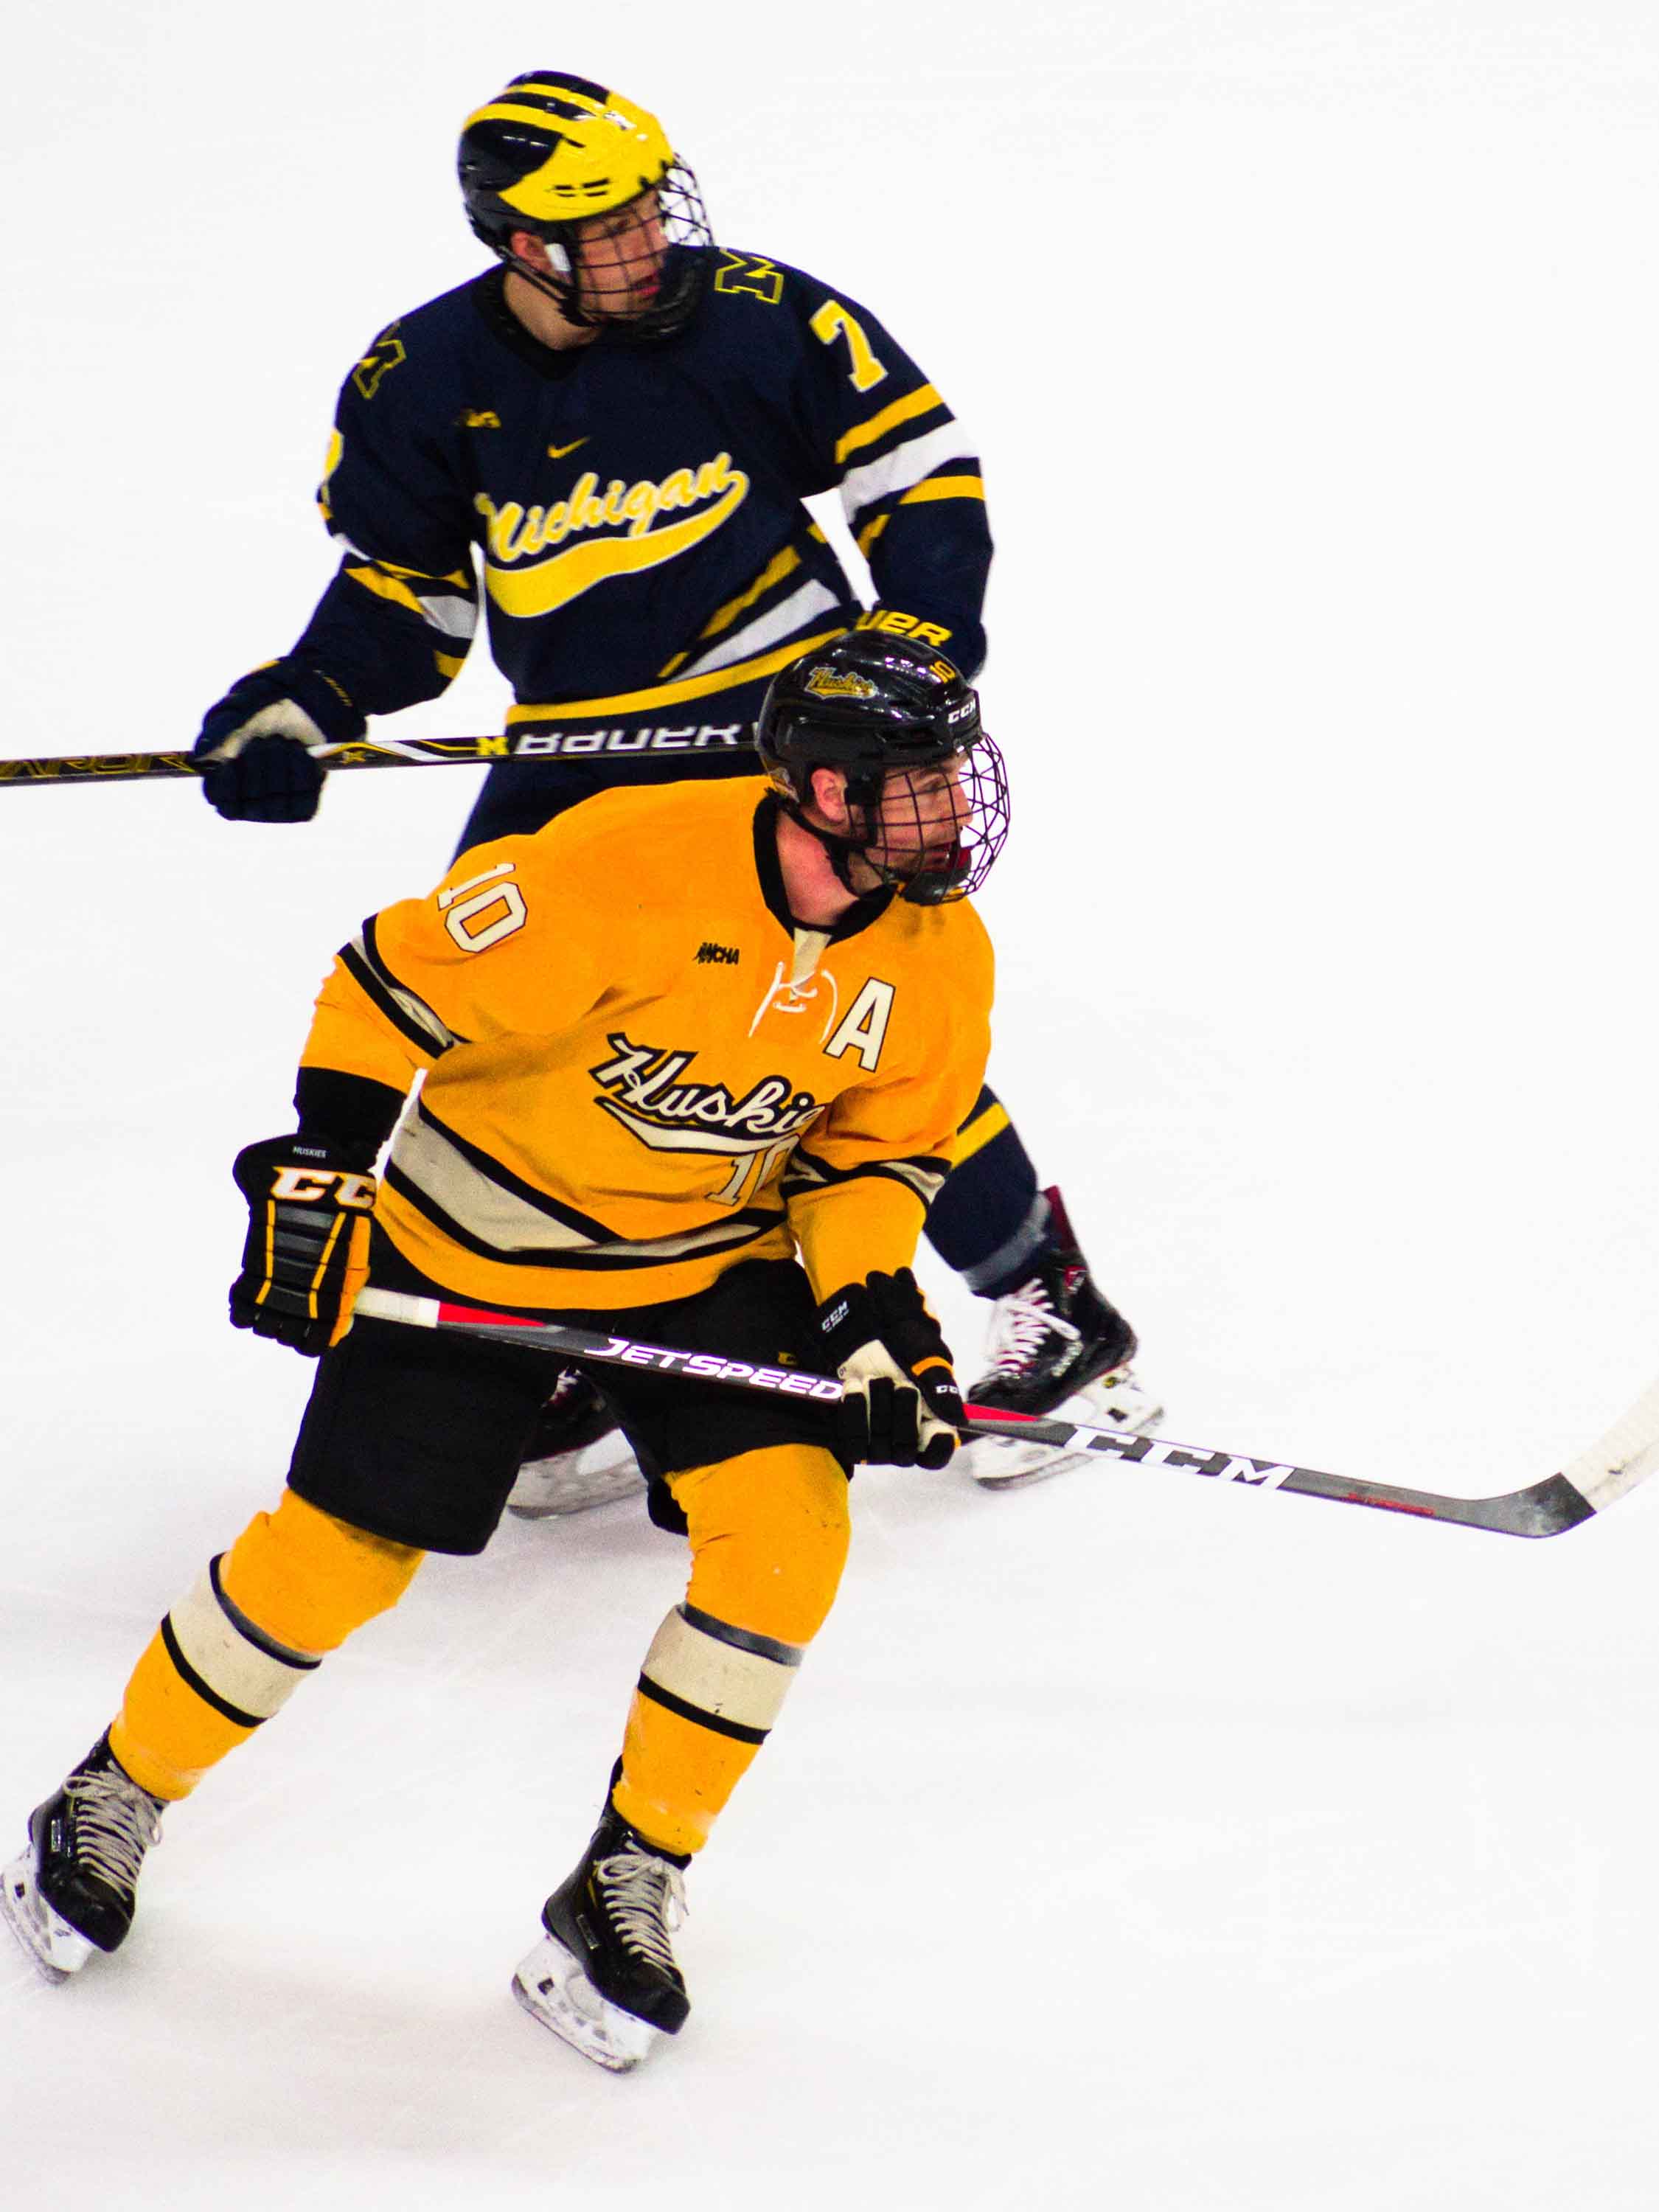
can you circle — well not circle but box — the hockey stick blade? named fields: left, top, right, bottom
left=350, top=1288, right=1659, bottom=1538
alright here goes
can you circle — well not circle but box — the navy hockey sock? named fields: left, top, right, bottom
left=923, top=1087, right=1051, bottom=1296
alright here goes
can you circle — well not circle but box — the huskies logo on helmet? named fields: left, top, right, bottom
left=804, top=668, right=877, bottom=700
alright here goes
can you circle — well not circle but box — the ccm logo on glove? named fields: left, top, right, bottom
left=815, top=1267, right=967, bottom=1471
left=229, top=1133, right=378, bottom=1357
left=268, top=1164, right=377, bottom=1207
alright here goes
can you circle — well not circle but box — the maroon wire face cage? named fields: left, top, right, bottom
left=860, top=732, right=1011, bottom=904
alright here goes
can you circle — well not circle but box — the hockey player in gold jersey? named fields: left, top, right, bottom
left=1, top=633, right=1008, bottom=2072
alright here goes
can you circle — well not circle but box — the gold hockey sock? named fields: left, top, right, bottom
left=110, top=1491, right=424, bottom=1800
left=613, top=1444, right=849, bottom=1855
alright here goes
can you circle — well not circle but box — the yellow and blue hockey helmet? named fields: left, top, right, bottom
left=459, top=72, right=712, bottom=338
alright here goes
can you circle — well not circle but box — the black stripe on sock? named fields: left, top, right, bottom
left=159, top=1614, right=265, bottom=1732
left=207, top=1557, right=320, bottom=1671
left=636, top=1673, right=769, bottom=1745
left=678, top=1603, right=804, bottom=1669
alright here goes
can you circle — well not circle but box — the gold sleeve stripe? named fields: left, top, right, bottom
left=347, top=564, right=425, bottom=618
left=507, top=627, right=846, bottom=725
left=698, top=545, right=801, bottom=643
left=372, top=556, right=473, bottom=588
left=856, top=513, right=889, bottom=556
left=900, top=473, right=987, bottom=506
left=347, top=566, right=478, bottom=646
left=435, top=650, right=466, bottom=679
left=834, top=383, right=943, bottom=466
left=952, top=1098, right=1009, bottom=1164
left=346, top=565, right=479, bottom=639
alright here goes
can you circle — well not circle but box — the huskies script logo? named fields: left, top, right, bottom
left=475, top=452, right=749, bottom=620
left=591, top=1034, right=821, bottom=1158
left=804, top=667, right=875, bottom=700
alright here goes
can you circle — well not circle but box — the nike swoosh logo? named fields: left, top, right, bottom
left=547, top=438, right=588, bottom=459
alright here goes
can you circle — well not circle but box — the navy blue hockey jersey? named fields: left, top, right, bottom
left=283, top=249, right=992, bottom=756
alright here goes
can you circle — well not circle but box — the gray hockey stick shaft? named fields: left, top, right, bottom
left=351, top=1287, right=1659, bottom=1539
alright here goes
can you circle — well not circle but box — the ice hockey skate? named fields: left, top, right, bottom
left=512, top=1792, right=689, bottom=2073
left=2, top=1735, right=165, bottom=1983
left=505, top=1369, right=642, bottom=1519
left=961, top=1187, right=1164, bottom=1490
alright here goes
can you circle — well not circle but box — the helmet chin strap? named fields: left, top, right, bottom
left=779, top=789, right=947, bottom=902
left=496, top=238, right=667, bottom=335
left=494, top=243, right=604, bottom=331
left=779, top=796, right=871, bottom=894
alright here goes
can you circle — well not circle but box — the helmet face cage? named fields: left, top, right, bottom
left=846, top=734, right=1010, bottom=904
left=522, top=164, right=712, bottom=338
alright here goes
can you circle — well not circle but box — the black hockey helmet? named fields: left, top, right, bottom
left=458, top=72, right=713, bottom=339
left=757, top=627, right=1009, bottom=902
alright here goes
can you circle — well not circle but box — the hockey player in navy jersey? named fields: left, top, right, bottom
left=190, top=70, right=1159, bottom=1498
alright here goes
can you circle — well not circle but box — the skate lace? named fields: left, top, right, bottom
left=64, top=1770, right=163, bottom=1892
left=595, top=1847, right=686, bottom=1973
left=984, top=1281, right=1077, bottom=1380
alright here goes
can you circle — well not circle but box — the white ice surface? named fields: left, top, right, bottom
left=7, top=4, right=1659, bottom=2206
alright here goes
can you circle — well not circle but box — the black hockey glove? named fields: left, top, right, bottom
left=815, top=1268, right=967, bottom=1470
left=230, top=1134, right=378, bottom=1356
left=192, top=667, right=361, bottom=824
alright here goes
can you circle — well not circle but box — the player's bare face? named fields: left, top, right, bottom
left=574, top=192, right=669, bottom=321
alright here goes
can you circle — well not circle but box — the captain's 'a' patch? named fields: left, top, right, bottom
left=822, top=978, right=894, bottom=1071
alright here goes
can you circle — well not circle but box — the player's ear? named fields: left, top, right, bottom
left=509, top=229, right=552, bottom=271
left=807, top=765, right=850, bottom=828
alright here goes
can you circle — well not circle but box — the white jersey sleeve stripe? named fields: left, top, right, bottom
left=838, top=418, right=979, bottom=527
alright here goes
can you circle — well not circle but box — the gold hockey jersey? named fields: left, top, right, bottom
left=302, top=777, right=994, bottom=1312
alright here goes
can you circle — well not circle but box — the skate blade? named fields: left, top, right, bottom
left=512, top=1933, right=659, bottom=2073
left=506, top=1441, right=641, bottom=1520
left=965, top=1374, right=1165, bottom=1491
left=1, top=1848, right=94, bottom=1984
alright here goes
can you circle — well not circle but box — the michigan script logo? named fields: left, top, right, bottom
left=476, top=453, right=749, bottom=619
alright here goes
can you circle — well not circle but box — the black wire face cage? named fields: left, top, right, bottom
left=518, top=161, right=712, bottom=339
left=848, top=734, right=1011, bottom=904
